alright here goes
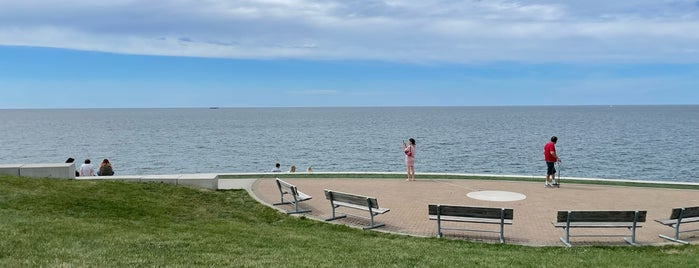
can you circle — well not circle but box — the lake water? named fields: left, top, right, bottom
left=1, top=106, right=697, bottom=182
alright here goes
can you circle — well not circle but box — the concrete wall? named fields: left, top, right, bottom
left=0, top=164, right=22, bottom=176
left=0, top=163, right=75, bottom=179
left=20, top=163, right=76, bottom=179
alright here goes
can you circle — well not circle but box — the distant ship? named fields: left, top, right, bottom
left=209, top=107, right=220, bottom=109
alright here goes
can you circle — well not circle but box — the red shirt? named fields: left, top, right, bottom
left=544, top=142, right=557, bottom=162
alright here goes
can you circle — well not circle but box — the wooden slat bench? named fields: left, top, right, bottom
left=655, top=206, right=699, bottom=244
left=272, top=178, right=312, bottom=214
left=324, top=189, right=390, bottom=230
left=553, top=210, right=647, bottom=247
left=428, top=204, right=514, bottom=243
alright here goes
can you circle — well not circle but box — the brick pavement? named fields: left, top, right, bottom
left=250, top=177, right=699, bottom=246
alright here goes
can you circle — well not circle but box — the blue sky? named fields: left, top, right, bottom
left=1, top=0, right=698, bottom=108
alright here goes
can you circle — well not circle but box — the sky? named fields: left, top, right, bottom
left=1, top=0, right=698, bottom=108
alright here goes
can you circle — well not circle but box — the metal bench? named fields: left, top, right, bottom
left=273, top=178, right=312, bottom=214
left=553, top=210, right=647, bottom=247
left=655, top=206, right=699, bottom=244
left=428, top=204, right=513, bottom=243
left=324, top=189, right=390, bottom=229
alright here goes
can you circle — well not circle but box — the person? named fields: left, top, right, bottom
left=402, top=138, right=416, bottom=181
left=289, top=165, right=296, bottom=173
left=544, top=136, right=561, bottom=187
left=271, top=163, right=282, bottom=172
left=98, top=158, right=114, bottom=176
left=79, top=159, right=95, bottom=176
left=306, top=166, right=313, bottom=173
left=65, top=157, right=80, bottom=177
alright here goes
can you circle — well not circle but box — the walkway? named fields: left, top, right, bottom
left=248, top=177, right=699, bottom=246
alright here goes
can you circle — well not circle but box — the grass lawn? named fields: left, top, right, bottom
left=1, top=175, right=697, bottom=267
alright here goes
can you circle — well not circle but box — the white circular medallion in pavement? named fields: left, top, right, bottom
left=467, top=191, right=527, bottom=202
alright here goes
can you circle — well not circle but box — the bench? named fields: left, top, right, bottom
left=553, top=210, right=647, bottom=247
left=655, top=206, right=699, bottom=244
left=428, top=204, right=513, bottom=243
left=324, top=189, right=390, bottom=229
left=272, top=178, right=312, bottom=214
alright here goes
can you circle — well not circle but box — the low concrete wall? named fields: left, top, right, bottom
left=0, top=163, right=75, bottom=179
left=21, top=163, right=76, bottom=179
left=0, top=164, right=22, bottom=176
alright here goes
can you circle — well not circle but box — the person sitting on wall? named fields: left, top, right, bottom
left=66, top=157, right=79, bottom=177
left=79, top=159, right=95, bottom=176
left=98, top=158, right=115, bottom=176
left=271, top=163, right=282, bottom=172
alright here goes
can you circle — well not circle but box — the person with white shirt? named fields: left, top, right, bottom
left=271, top=163, right=282, bottom=172
left=79, top=159, right=96, bottom=176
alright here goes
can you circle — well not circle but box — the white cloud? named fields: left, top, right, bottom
left=1, top=0, right=698, bottom=63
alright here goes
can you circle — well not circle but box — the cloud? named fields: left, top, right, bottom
left=1, top=0, right=698, bottom=63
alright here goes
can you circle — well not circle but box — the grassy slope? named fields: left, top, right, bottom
left=0, top=175, right=697, bottom=267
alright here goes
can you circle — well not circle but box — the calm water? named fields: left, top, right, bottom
left=1, top=106, right=697, bottom=182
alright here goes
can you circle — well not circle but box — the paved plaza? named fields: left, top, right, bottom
left=249, top=177, right=699, bottom=246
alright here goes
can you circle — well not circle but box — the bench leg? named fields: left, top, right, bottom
left=623, top=224, right=640, bottom=246
left=364, top=211, right=385, bottom=230
left=363, top=223, right=385, bottom=230
left=274, top=191, right=289, bottom=206
left=273, top=193, right=291, bottom=206
left=325, top=205, right=346, bottom=221
left=287, top=208, right=311, bottom=214
left=659, top=234, right=689, bottom=245
left=623, top=237, right=640, bottom=246
left=559, top=237, right=572, bottom=247
left=325, top=215, right=347, bottom=221
left=288, top=200, right=311, bottom=214
left=499, top=219, right=505, bottom=243
left=277, top=203, right=310, bottom=214
left=274, top=199, right=311, bottom=214
left=560, top=227, right=572, bottom=247
left=659, top=224, right=690, bottom=244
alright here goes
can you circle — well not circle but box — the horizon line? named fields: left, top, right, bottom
left=2, top=104, right=698, bottom=110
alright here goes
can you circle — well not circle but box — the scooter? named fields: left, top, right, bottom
left=552, top=162, right=561, bottom=188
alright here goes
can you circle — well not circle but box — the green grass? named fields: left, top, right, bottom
left=1, top=175, right=697, bottom=267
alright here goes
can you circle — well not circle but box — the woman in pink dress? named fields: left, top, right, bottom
left=402, top=138, right=416, bottom=181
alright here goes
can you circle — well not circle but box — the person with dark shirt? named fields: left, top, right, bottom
left=66, top=157, right=79, bottom=177
left=98, top=159, right=115, bottom=176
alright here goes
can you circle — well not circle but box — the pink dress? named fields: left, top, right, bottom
left=404, top=145, right=415, bottom=166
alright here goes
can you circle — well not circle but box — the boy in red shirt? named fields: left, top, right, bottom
left=544, top=136, right=561, bottom=187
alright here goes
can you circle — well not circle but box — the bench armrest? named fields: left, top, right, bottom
left=296, top=191, right=312, bottom=201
